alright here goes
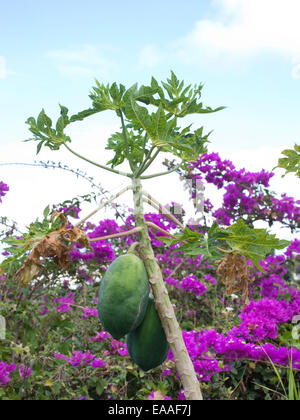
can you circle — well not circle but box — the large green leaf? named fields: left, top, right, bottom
left=162, top=219, right=291, bottom=271
left=221, top=219, right=290, bottom=269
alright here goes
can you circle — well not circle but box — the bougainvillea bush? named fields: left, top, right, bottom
left=0, top=151, right=299, bottom=400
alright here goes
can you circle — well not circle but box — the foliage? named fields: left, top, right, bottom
left=0, top=72, right=299, bottom=400
left=161, top=219, right=290, bottom=271
left=25, top=72, right=223, bottom=178
left=0, top=149, right=299, bottom=399
left=276, top=144, right=300, bottom=178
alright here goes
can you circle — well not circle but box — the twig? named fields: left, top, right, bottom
left=75, top=185, right=132, bottom=227
left=145, top=221, right=177, bottom=239
left=64, top=143, right=133, bottom=178
left=142, top=190, right=184, bottom=230
left=166, top=262, right=184, bottom=279
left=88, top=227, right=142, bottom=242
left=140, top=164, right=181, bottom=180
left=135, top=147, right=160, bottom=177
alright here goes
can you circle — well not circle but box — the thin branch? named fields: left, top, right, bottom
left=88, top=227, right=142, bottom=242
left=75, top=185, right=132, bottom=227
left=141, top=133, right=149, bottom=164
left=142, top=190, right=185, bottom=230
left=165, top=261, right=184, bottom=279
left=140, top=163, right=181, bottom=180
left=135, top=146, right=160, bottom=177
left=64, top=143, right=132, bottom=178
left=145, top=221, right=176, bottom=239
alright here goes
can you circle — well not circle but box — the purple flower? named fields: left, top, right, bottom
left=82, top=307, right=98, bottom=320
left=53, top=292, right=75, bottom=313
left=90, top=358, right=106, bottom=369
left=90, top=330, right=111, bottom=342
left=68, top=351, right=96, bottom=367
left=0, top=181, right=9, bottom=204
left=0, top=362, right=16, bottom=386
left=19, top=364, right=32, bottom=379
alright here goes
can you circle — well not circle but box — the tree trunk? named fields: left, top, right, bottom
left=132, top=177, right=202, bottom=400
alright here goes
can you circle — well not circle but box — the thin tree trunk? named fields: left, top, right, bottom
left=132, top=178, right=202, bottom=400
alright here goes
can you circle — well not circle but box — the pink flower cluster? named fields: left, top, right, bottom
left=230, top=296, right=300, bottom=342
left=0, top=181, right=9, bottom=204
left=53, top=292, right=75, bottom=313
left=53, top=350, right=106, bottom=368
left=0, top=362, right=32, bottom=386
left=0, top=362, right=16, bottom=386
left=183, top=152, right=300, bottom=229
left=82, top=307, right=98, bottom=320
left=164, top=275, right=207, bottom=297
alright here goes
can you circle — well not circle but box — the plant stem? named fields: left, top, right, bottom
left=120, top=109, right=135, bottom=172
left=142, top=191, right=184, bottom=230
left=64, top=143, right=132, bottom=178
left=132, top=177, right=202, bottom=400
left=145, top=221, right=176, bottom=239
left=134, top=146, right=156, bottom=178
left=140, top=164, right=181, bottom=180
left=137, top=147, right=160, bottom=176
left=88, top=227, right=142, bottom=242
left=75, top=185, right=132, bottom=227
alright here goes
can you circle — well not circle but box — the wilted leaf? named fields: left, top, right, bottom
left=215, top=253, right=253, bottom=305
left=14, top=220, right=91, bottom=286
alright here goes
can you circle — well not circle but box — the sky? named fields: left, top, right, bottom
left=0, top=0, right=299, bottom=244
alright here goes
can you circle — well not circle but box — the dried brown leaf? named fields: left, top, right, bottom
left=215, top=253, right=253, bottom=305
left=15, top=226, right=91, bottom=286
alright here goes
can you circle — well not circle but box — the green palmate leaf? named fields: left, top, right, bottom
left=152, top=104, right=167, bottom=143
left=124, top=98, right=155, bottom=140
left=221, top=219, right=291, bottom=270
left=25, top=107, right=72, bottom=153
left=162, top=219, right=291, bottom=271
left=123, top=83, right=159, bottom=106
left=90, top=81, right=119, bottom=112
left=106, top=129, right=146, bottom=168
left=25, top=71, right=224, bottom=175
left=166, top=126, right=211, bottom=161
left=105, top=132, right=126, bottom=167
left=90, top=80, right=132, bottom=113
left=145, top=71, right=225, bottom=118
left=37, top=109, right=52, bottom=131
left=276, top=144, right=300, bottom=178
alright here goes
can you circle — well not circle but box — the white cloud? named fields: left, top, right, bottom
left=175, top=0, right=300, bottom=70
left=138, top=44, right=160, bottom=69
left=0, top=56, right=7, bottom=79
left=45, top=44, right=115, bottom=77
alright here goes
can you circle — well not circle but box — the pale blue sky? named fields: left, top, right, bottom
left=1, top=0, right=300, bottom=149
left=0, top=0, right=299, bottom=241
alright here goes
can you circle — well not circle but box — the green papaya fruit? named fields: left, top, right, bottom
left=126, top=296, right=169, bottom=371
left=98, top=253, right=149, bottom=340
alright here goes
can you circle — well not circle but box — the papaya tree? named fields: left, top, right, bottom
left=2, top=72, right=290, bottom=400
